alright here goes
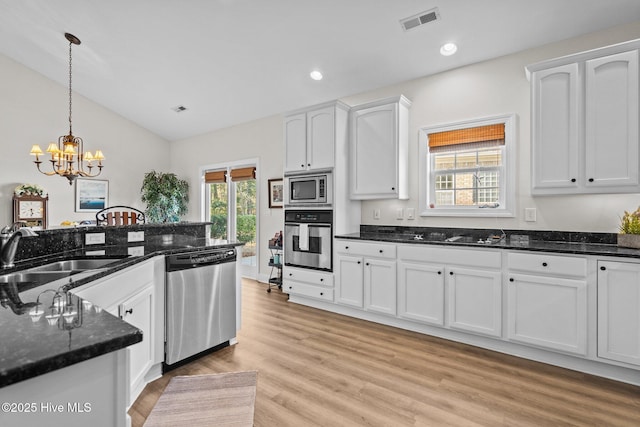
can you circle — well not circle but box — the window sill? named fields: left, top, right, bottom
left=420, top=208, right=515, bottom=218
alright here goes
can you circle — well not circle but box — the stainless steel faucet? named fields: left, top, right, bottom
left=0, top=222, right=38, bottom=269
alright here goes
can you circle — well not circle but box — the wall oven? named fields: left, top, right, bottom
left=284, top=171, right=332, bottom=207
left=284, top=210, right=332, bottom=271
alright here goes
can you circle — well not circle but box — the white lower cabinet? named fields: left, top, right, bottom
left=397, top=261, right=444, bottom=326
left=598, top=260, right=640, bottom=366
left=119, top=285, right=154, bottom=400
left=364, top=258, right=396, bottom=315
left=507, top=273, right=587, bottom=355
left=335, top=240, right=396, bottom=312
left=282, top=266, right=334, bottom=302
left=506, top=251, right=588, bottom=355
left=72, top=256, right=164, bottom=406
left=447, top=267, right=502, bottom=337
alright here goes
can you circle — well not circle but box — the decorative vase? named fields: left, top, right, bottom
left=617, top=233, right=640, bottom=249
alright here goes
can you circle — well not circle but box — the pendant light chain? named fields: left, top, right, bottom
left=68, top=38, right=73, bottom=134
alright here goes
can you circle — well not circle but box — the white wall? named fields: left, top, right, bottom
left=338, top=20, right=640, bottom=233
left=0, top=53, right=170, bottom=227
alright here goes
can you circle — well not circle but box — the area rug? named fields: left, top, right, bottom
left=143, top=371, right=258, bottom=427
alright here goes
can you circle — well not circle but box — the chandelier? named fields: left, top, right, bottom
left=29, top=33, right=104, bottom=185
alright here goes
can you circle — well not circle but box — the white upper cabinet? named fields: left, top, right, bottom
left=349, top=95, right=411, bottom=199
left=284, top=102, right=347, bottom=173
left=528, top=40, right=640, bottom=195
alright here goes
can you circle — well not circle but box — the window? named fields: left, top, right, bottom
left=419, top=114, right=515, bottom=217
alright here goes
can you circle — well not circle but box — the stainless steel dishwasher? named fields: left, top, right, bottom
left=165, top=247, right=237, bottom=367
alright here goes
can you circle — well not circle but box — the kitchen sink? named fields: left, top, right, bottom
left=0, top=271, right=73, bottom=286
left=28, top=258, right=123, bottom=272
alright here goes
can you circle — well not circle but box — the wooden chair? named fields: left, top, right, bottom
left=95, top=206, right=146, bottom=226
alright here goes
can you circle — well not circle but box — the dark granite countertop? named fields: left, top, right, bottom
left=0, top=236, right=243, bottom=388
left=335, top=226, right=640, bottom=259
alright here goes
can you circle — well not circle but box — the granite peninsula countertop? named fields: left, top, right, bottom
left=335, top=226, right=640, bottom=259
left=0, top=235, right=243, bottom=388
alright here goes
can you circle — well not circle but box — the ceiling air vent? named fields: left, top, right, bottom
left=171, top=105, right=188, bottom=113
left=400, top=8, right=440, bottom=31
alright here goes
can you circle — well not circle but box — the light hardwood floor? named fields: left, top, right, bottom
left=129, top=279, right=640, bottom=426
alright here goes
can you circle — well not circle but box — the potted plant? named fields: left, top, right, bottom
left=140, top=171, right=189, bottom=223
left=618, top=207, right=640, bottom=249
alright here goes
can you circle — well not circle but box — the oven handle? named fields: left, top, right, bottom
left=285, top=222, right=332, bottom=227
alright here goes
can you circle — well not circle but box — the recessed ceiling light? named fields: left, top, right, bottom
left=310, top=70, right=323, bottom=81
left=440, top=42, right=458, bottom=56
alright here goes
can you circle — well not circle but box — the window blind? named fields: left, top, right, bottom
left=204, top=170, right=226, bottom=184
left=229, top=166, right=256, bottom=182
left=428, top=123, right=505, bottom=151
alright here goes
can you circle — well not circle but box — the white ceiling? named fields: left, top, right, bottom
left=1, top=0, right=640, bottom=142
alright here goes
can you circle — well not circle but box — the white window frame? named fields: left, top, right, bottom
left=418, top=113, right=516, bottom=217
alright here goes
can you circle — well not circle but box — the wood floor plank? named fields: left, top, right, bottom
left=130, top=279, right=640, bottom=427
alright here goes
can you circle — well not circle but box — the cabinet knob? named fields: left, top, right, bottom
left=125, top=308, right=133, bottom=315
left=600, top=266, right=606, bottom=271
left=288, top=286, right=292, bottom=290
left=542, top=262, right=548, bottom=267
left=509, top=278, right=514, bottom=282
left=301, top=164, right=304, bottom=168
left=391, top=187, right=395, bottom=191
left=289, top=273, right=293, bottom=276
left=379, top=249, right=383, bottom=253
left=307, top=163, right=311, bottom=167
left=320, top=292, right=324, bottom=296
left=345, top=246, right=349, bottom=250
left=449, top=271, right=454, bottom=275
left=437, top=271, right=442, bottom=275
left=571, top=178, right=576, bottom=183
left=366, top=262, right=370, bottom=266
left=320, top=278, right=324, bottom=282
left=588, top=178, right=594, bottom=182
left=357, top=261, right=361, bottom=264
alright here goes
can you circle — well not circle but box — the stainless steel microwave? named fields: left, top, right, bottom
left=285, top=172, right=333, bottom=207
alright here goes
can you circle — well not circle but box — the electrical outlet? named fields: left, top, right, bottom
left=525, top=208, right=537, bottom=222
left=127, top=246, right=145, bottom=256
left=407, top=208, right=415, bottom=220
left=396, top=208, right=404, bottom=219
left=127, top=231, right=145, bottom=242
left=85, top=233, right=105, bottom=245
left=373, top=209, right=381, bottom=220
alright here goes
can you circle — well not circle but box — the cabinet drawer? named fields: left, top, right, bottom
left=283, top=281, right=333, bottom=301
left=398, top=244, right=501, bottom=269
left=283, top=267, right=334, bottom=286
left=335, top=240, right=396, bottom=259
left=507, top=252, right=586, bottom=278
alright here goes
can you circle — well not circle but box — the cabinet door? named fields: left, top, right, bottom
left=598, top=261, right=640, bottom=366
left=350, top=103, right=398, bottom=199
left=531, top=63, right=580, bottom=192
left=507, top=273, right=587, bottom=355
left=447, top=267, right=502, bottom=337
left=120, top=285, right=154, bottom=405
left=585, top=50, right=640, bottom=189
left=397, top=261, right=444, bottom=326
left=284, top=113, right=307, bottom=173
left=307, top=106, right=335, bottom=170
left=364, top=258, right=396, bottom=315
left=336, top=255, right=364, bottom=307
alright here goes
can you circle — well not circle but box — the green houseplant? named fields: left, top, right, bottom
left=140, top=171, right=189, bottom=223
left=618, top=207, right=640, bottom=249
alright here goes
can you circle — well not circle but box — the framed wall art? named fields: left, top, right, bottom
left=75, top=178, right=109, bottom=212
left=268, top=178, right=284, bottom=209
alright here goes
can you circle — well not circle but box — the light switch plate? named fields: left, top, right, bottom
left=396, top=208, right=404, bottom=219
left=373, top=209, right=381, bottom=220
left=127, top=231, right=145, bottom=242
left=407, top=208, right=415, bottom=220
left=85, top=233, right=105, bottom=245
left=85, top=250, right=106, bottom=256
left=525, top=208, right=537, bottom=222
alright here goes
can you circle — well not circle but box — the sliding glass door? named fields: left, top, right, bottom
left=204, top=162, right=257, bottom=278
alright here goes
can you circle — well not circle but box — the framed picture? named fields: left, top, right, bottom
left=75, top=178, right=109, bottom=212
left=268, top=178, right=284, bottom=209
